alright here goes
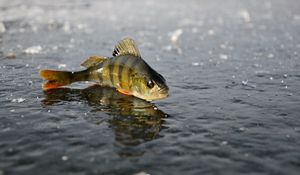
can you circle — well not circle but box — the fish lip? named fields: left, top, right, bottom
left=148, top=95, right=168, bottom=101
left=159, top=94, right=169, bottom=100
left=158, top=87, right=169, bottom=94
left=145, top=90, right=169, bottom=101
left=157, top=88, right=169, bottom=100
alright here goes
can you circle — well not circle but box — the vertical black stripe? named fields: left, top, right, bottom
left=93, top=66, right=103, bottom=83
left=97, top=71, right=103, bottom=83
left=127, top=58, right=141, bottom=89
left=112, top=58, right=121, bottom=86
left=130, top=58, right=141, bottom=74
left=100, top=61, right=109, bottom=85
left=118, top=56, right=130, bottom=88
left=109, top=64, right=114, bottom=86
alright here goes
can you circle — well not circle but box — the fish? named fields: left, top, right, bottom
left=40, top=38, right=169, bottom=101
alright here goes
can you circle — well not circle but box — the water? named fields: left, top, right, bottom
left=1, top=0, right=300, bottom=174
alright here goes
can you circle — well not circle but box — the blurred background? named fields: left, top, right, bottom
left=0, top=0, right=300, bottom=175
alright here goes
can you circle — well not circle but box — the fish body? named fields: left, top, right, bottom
left=40, top=38, right=169, bottom=101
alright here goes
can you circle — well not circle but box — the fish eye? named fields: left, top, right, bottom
left=146, top=80, right=154, bottom=88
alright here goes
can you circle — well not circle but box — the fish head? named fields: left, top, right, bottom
left=132, top=70, right=169, bottom=101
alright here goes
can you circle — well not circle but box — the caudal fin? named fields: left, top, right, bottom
left=40, top=70, right=73, bottom=90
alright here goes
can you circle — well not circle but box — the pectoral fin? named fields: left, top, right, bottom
left=117, top=88, right=132, bottom=95
left=81, top=56, right=108, bottom=68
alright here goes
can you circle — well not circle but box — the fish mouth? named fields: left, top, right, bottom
left=157, top=87, right=169, bottom=98
left=145, top=94, right=168, bottom=101
left=159, top=86, right=169, bottom=94
left=143, top=88, right=169, bottom=101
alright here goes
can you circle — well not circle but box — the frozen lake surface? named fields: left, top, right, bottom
left=1, top=0, right=300, bottom=174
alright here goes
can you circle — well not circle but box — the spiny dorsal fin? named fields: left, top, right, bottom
left=112, top=38, right=141, bottom=57
left=81, top=56, right=108, bottom=68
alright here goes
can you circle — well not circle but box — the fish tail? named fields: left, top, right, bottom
left=40, top=70, right=76, bottom=90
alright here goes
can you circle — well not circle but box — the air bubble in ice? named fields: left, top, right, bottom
left=242, top=80, right=248, bottom=85
left=192, top=27, right=198, bottom=33
left=239, top=127, right=245, bottom=131
left=208, top=29, right=215, bottom=35
left=134, top=171, right=150, bottom=175
left=221, top=141, right=228, bottom=145
left=24, top=46, right=42, bottom=54
left=238, top=9, right=251, bottom=23
left=52, top=46, right=58, bottom=50
left=11, top=98, right=25, bottom=103
left=242, top=80, right=256, bottom=88
left=169, top=29, right=183, bottom=43
left=220, top=44, right=226, bottom=49
left=0, top=22, right=5, bottom=33
left=219, top=54, right=228, bottom=60
left=63, top=22, right=71, bottom=33
left=267, top=53, right=274, bottom=58
left=58, top=64, right=67, bottom=69
left=62, top=155, right=68, bottom=161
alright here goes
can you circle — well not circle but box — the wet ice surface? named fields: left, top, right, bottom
left=1, top=0, right=300, bottom=174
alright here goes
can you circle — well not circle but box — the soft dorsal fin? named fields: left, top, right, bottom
left=112, top=38, right=141, bottom=57
left=81, top=56, right=108, bottom=68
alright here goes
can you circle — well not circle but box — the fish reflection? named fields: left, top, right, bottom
left=42, top=85, right=168, bottom=157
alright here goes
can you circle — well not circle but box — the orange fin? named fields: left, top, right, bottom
left=40, top=70, right=72, bottom=90
left=117, top=88, right=132, bottom=95
left=42, top=80, right=67, bottom=90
